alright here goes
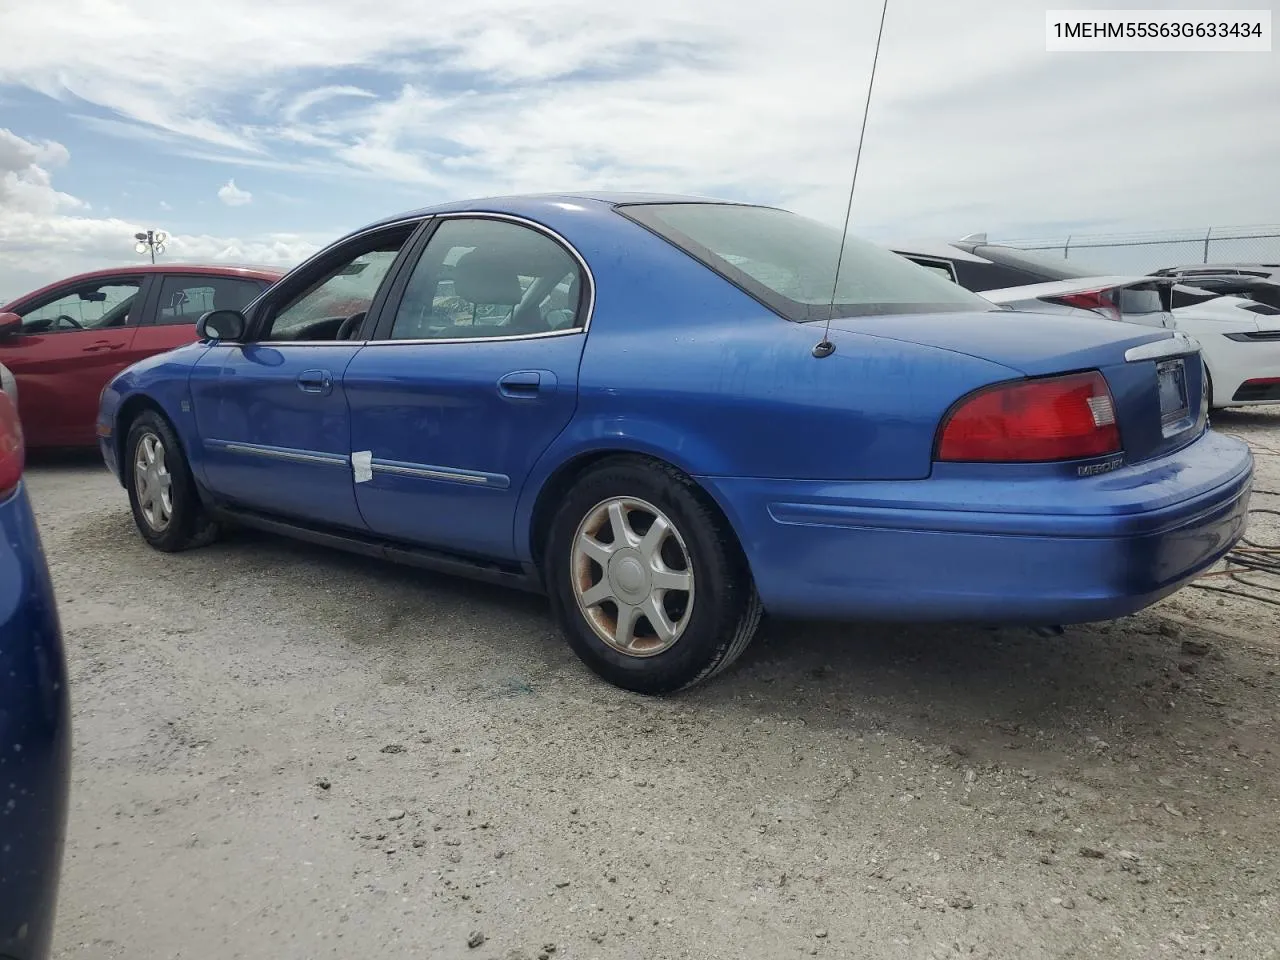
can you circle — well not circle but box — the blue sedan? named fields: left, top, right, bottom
left=96, top=194, right=1253, bottom=693
left=0, top=390, right=70, bottom=960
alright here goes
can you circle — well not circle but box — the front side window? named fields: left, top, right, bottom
left=154, top=276, right=265, bottom=326
left=262, top=228, right=414, bottom=341
left=17, top=280, right=142, bottom=334
left=620, top=203, right=990, bottom=321
left=389, top=218, right=584, bottom=340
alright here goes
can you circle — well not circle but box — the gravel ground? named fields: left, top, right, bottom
left=25, top=409, right=1280, bottom=960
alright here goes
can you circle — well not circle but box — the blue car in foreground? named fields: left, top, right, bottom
left=97, top=194, right=1253, bottom=693
left=0, top=389, right=70, bottom=960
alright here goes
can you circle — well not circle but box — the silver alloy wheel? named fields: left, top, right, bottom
left=570, top=496, right=695, bottom=657
left=134, top=431, right=173, bottom=532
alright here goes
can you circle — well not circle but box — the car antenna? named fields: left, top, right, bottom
left=813, top=0, right=890, bottom=359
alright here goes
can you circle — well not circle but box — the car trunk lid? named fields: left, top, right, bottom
left=828, top=312, right=1206, bottom=466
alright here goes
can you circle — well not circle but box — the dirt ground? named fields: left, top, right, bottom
left=25, top=409, right=1280, bottom=960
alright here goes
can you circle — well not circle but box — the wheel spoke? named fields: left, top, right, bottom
left=641, top=595, right=677, bottom=644
left=577, top=533, right=613, bottom=567
left=569, top=495, right=697, bottom=659
left=614, top=602, right=642, bottom=650
left=651, top=567, right=692, bottom=593
left=579, top=580, right=613, bottom=608
left=607, top=501, right=635, bottom=547
left=636, top=515, right=669, bottom=564
left=143, top=437, right=156, bottom=466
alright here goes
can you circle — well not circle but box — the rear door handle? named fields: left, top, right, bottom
left=297, top=369, right=333, bottom=395
left=498, top=370, right=542, bottom=398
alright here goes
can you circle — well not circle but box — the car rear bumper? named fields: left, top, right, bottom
left=0, top=484, right=70, bottom=960
left=1206, top=333, right=1280, bottom=406
left=699, top=429, right=1253, bottom=624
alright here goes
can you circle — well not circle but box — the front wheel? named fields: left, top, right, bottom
left=125, top=410, right=218, bottom=552
left=545, top=457, right=762, bottom=694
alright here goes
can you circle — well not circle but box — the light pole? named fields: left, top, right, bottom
left=134, top=229, right=168, bottom=264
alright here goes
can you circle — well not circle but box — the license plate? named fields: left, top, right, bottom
left=1157, top=358, right=1189, bottom=427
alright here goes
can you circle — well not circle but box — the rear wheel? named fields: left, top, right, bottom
left=125, top=410, right=218, bottom=552
left=545, top=457, right=762, bottom=693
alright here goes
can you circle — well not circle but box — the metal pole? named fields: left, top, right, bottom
left=1203, top=227, right=1212, bottom=264
left=1064, top=235, right=1072, bottom=260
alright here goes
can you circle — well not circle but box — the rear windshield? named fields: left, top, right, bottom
left=619, top=203, right=993, bottom=321
left=966, top=244, right=1107, bottom=281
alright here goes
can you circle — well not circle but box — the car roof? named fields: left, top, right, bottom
left=349, top=191, right=766, bottom=236
left=3, top=262, right=286, bottom=311
left=75, top=262, right=285, bottom=281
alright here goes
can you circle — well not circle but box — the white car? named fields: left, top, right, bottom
left=1171, top=294, right=1280, bottom=408
left=891, top=240, right=1280, bottom=409
left=979, top=280, right=1280, bottom=409
left=0, top=362, right=14, bottom=405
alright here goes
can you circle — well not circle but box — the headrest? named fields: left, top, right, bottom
left=451, top=249, right=526, bottom=306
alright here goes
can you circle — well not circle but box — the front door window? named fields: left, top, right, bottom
left=17, top=280, right=142, bottom=334
left=262, top=239, right=410, bottom=342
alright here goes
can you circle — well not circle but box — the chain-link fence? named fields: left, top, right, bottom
left=994, top=225, right=1280, bottom=274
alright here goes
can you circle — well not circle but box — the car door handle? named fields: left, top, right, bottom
left=84, top=340, right=125, bottom=352
left=296, top=369, right=333, bottom=394
left=497, top=370, right=542, bottom=398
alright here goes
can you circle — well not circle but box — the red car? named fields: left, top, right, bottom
left=0, top=263, right=283, bottom=448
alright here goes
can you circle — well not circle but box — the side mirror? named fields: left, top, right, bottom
left=0, top=312, right=20, bottom=337
left=196, top=309, right=247, bottom=342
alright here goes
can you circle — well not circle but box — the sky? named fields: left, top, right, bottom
left=1, top=0, right=1277, bottom=300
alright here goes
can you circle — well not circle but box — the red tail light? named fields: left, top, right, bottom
left=1050, top=289, right=1122, bottom=323
left=937, top=371, right=1121, bottom=463
left=0, top=390, right=24, bottom=497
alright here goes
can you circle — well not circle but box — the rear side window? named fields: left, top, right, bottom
left=620, top=203, right=991, bottom=321
left=1116, top=285, right=1164, bottom=315
left=153, top=275, right=265, bottom=325
left=389, top=218, right=584, bottom=340
left=905, top=257, right=958, bottom=283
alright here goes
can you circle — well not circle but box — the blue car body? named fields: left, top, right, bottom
left=97, top=193, right=1252, bottom=634
left=0, top=480, right=70, bottom=960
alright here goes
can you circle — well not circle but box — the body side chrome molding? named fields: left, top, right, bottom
left=371, top=457, right=509, bottom=488
left=208, top=439, right=349, bottom=466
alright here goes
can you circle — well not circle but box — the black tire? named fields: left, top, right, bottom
left=124, top=409, right=218, bottom=552
left=544, top=456, right=762, bottom=694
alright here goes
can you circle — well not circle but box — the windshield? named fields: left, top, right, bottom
left=967, top=244, right=1109, bottom=281
left=620, top=203, right=994, bottom=321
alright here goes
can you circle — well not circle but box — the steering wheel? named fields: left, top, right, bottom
left=54, top=314, right=83, bottom=330
left=335, top=311, right=366, bottom=341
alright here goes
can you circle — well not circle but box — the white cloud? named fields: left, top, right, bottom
left=217, top=178, right=253, bottom=206
left=0, top=0, right=1276, bottom=257
left=159, top=200, right=172, bottom=210
left=0, top=129, right=314, bottom=303
left=0, top=127, right=84, bottom=216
